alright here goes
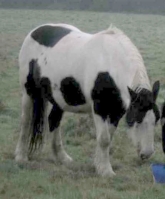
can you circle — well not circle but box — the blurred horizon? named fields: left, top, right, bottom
left=0, top=0, right=165, bottom=15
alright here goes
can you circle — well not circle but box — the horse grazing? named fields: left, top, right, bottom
left=15, top=23, right=160, bottom=177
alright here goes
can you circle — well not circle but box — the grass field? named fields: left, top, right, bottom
left=0, top=8, right=165, bottom=199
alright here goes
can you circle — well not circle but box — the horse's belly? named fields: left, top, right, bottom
left=62, top=103, right=91, bottom=113
left=50, top=78, right=91, bottom=113
left=53, top=91, right=91, bottom=113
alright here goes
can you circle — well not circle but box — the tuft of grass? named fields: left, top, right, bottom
left=0, top=100, right=5, bottom=112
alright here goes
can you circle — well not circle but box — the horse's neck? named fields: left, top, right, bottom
left=131, top=67, right=151, bottom=92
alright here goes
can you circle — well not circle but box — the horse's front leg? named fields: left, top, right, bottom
left=93, top=113, right=116, bottom=177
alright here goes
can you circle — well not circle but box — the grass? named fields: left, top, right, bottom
left=0, top=8, right=165, bottom=199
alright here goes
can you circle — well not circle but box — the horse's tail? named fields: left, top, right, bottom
left=161, top=102, right=165, bottom=154
left=25, top=59, right=46, bottom=153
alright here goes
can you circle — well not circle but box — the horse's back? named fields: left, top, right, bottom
left=19, top=23, right=91, bottom=85
left=19, top=24, right=143, bottom=112
left=19, top=23, right=94, bottom=112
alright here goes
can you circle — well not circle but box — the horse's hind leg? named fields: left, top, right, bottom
left=52, top=127, right=73, bottom=165
left=15, top=92, right=32, bottom=162
left=49, top=104, right=73, bottom=165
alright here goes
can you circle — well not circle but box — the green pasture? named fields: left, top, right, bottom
left=0, top=8, right=165, bottom=199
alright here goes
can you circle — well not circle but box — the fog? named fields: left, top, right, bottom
left=0, top=0, right=165, bottom=15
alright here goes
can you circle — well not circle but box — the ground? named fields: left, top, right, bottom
left=0, top=8, right=165, bottom=199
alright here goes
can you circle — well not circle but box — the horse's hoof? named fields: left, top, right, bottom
left=100, top=169, right=116, bottom=178
left=15, top=155, right=28, bottom=163
left=96, top=165, right=116, bottom=177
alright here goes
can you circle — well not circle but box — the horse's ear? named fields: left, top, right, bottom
left=127, top=87, right=137, bottom=102
left=152, top=81, right=160, bottom=102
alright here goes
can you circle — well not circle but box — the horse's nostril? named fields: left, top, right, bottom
left=140, top=150, right=154, bottom=160
left=140, top=154, right=147, bottom=160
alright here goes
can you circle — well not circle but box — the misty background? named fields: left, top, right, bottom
left=0, top=0, right=165, bottom=15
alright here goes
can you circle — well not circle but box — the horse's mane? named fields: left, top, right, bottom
left=101, top=25, right=151, bottom=92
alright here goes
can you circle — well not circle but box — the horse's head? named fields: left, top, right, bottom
left=126, top=81, right=160, bottom=160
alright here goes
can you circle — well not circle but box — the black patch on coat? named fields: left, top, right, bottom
left=153, top=104, right=160, bottom=123
left=48, top=103, right=63, bottom=132
left=161, top=102, right=165, bottom=154
left=31, top=25, right=72, bottom=47
left=40, top=77, right=63, bottom=131
left=126, top=88, right=160, bottom=127
left=40, top=77, right=55, bottom=104
left=91, top=72, right=126, bottom=126
left=25, top=59, right=40, bottom=98
left=60, top=77, right=86, bottom=106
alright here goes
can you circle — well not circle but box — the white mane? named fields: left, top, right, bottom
left=102, top=25, right=151, bottom=91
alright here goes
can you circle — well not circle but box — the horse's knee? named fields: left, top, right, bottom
left=52, top=139, right=62, bottom=154
left=98, top=131, right=110, bottom=148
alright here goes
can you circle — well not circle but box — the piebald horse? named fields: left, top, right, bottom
left=15, top=24, right=160, bottom=177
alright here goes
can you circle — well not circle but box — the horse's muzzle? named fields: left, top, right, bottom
left=140, top=151, right=154, bottom=160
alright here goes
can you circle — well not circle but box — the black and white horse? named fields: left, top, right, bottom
left=15, top=23, right=160, bottom=177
